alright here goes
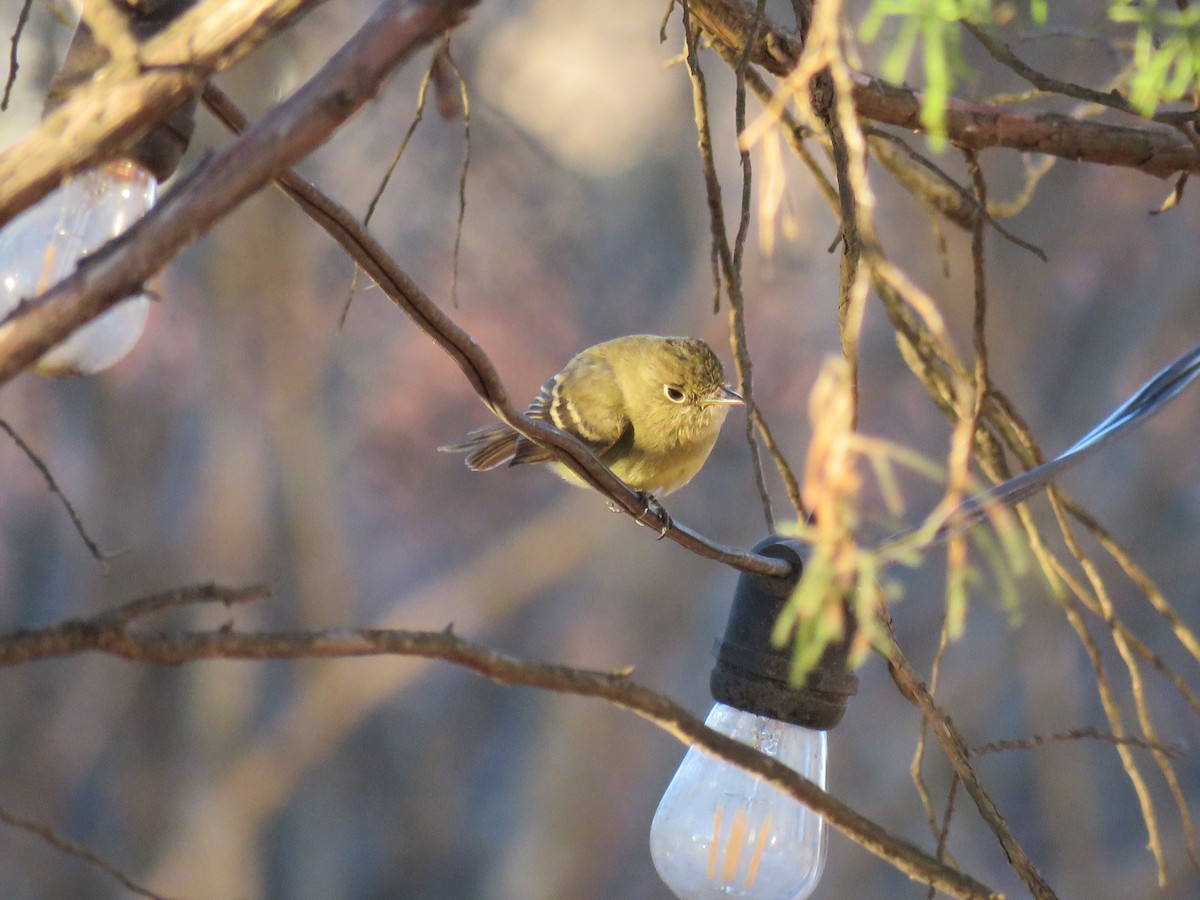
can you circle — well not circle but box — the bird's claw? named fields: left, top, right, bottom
left=636, top=491, right=671, bottom=538
left=606, top=493, right=671, bottom=537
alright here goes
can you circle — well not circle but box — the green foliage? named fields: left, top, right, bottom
left=1111, top=0, right=1200, bottom=115
left=860, top=1, right=1046, bottom=148
left=861, top=0, right=1200, bottom=137
left=768, top=415, right=1031, bottom=683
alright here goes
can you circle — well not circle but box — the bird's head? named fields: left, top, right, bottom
left=632, top=337, right=743, bottom=449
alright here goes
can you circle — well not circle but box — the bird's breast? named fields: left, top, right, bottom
left=609, top=426, right=723, bottom=496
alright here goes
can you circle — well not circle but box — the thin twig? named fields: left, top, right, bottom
left=911, top=616, right=954, bottom=851
left=963, top=21, right=1200, bottom=125
left=929, top=774, right=962, bottom=900
left=713, top=41, right=809, bottom=519
left=1044, top=484, right=1191, bottom=882
left=0, top=418, right=112, bottom=562
left=443, top=41, right=470, bottom=307
left=729, top=0, right=777, bottom=530
left=971, top=728, right=1185, bottom=758
left=680, top=5, right=779, bottom=530
left=342, top=37, right=446, bottom=328
left=2, top=0, right=33, bottom=110
left=681, top=7, right=727, bottom=315
left=95, top=582, right=272, bottom=625
left=1060, top=494, right=1200, bottom=666
left=364, top=42, right=443, bottom=230
left=935, top=150, right=991, bottom=636
left=0, top=803, right=174, bottom=900
left=1041, top=551, right=1200, bottom=715
left=1044, top=549, right=1167, bottom=883
left=866, top=127, right=1048, bottom=260
left=658, top=0, right=678, bottom=42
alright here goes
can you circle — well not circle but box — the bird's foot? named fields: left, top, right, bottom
left=606, top=494, right=671, bottom=538
left=636, top=492, right=671, bottom=539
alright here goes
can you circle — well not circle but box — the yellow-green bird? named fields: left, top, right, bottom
left=441, top=335, right=743, bottom=497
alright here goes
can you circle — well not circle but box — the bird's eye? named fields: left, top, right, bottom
left=664, top=385, right=687, bottom=403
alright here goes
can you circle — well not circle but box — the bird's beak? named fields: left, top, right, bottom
left=707, top=385, right=744, bottom=405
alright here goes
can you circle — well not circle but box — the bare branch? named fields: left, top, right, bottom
left=344, top=37, right=447, bottom=326
left=680, top=10, right=728, bottom=315
left=0, top=0, right=480, bottom=380
left=0, top=0, right=338, bottom=228
left=443, top=42, right=470, bottom=307
left=680, top=6, right=780, bottom=528
left=0, top=606, right=1001, bottom=899
left=729, top=0, right=780, bottom=531
left=865, top=127, right=1048, bottom=260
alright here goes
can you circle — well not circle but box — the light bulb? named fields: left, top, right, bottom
left=0, top=159, right=156, bottom=376
left=650, top=702, right=827, bottom=900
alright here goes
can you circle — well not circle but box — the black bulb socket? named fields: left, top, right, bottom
left=710, top=535, right=858, bottom=731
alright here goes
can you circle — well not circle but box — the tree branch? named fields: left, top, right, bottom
left=687, top=0, right=1200, bottom=178
left=0, top=0, right=336, bottom=227
left=0, top=0, right=478, bottom=377
left=0, top=598, right=1000, bottom=899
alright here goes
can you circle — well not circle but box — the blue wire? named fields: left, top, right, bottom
left=890, top=342, right=1200, bottom=546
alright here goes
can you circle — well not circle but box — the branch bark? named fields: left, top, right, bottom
left=687, top=0, right=1200, bottom=178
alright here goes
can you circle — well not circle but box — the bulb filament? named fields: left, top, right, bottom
left=706, top=802, right=774, bottom=889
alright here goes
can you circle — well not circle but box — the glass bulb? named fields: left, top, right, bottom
left=650, top=703, right=827, bottom=900
left=0, top=159, right=156, bottom=376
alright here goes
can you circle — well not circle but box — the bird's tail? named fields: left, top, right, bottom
left=438, top=423, right=522, bottom=471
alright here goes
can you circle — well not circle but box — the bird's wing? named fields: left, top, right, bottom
left=513, top=352, right=631, bottom=465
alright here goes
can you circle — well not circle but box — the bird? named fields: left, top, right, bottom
left=440, top=334, right=743, bottom=498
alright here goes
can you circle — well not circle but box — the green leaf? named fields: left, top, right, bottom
left=1110, top=0, right=1200, bottom=115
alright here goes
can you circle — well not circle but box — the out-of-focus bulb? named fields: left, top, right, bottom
left=650, top=702, right=827, bottom=900
left=0, top=159, right=156, bottom=376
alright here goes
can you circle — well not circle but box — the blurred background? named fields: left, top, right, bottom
left=1, top=0, right=1200, bottom=897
